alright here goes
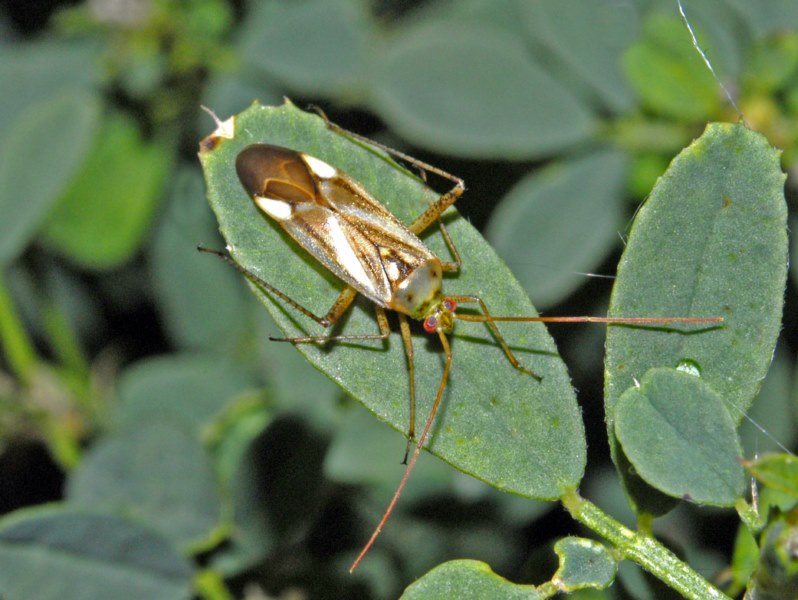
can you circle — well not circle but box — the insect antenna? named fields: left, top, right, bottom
left=455, top=314, right=725, bottom=326
left=349, top=330, right=453, bottom=573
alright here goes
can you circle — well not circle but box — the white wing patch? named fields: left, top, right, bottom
left=304, top=155, right=337, bottom=179
left=324, top=215, right=377, bottom=296
left=254, top=195, right=293, bottom=221
left=384, top=260, right=400, bottom=282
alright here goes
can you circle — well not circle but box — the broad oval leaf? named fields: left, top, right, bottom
left=605, top=123, right=786, bottom=514
left=0, top=39, right=100, bottom=140
left=41, top=112, right=172, bottom=270
left=485, top=149, right=628, bottom=308
left=65, top=421, right=224, bottom=551
left=522, top=0, right=638, bottom=113
left=0, top=506, right=194, bottom=600
left=207, top=401, right=275, bottom=575
left=116, top=353, right=256, bottom=434
left=324, top=406, right=454, bottom=504
left=614, top=368, right=744, bottom=505
left=400, top=559, right=540, bottom=600
left=239, top=0, right=370, bottom=95
left=199, top=101, right=586, bottom=499
left=622, top=15, right=721, bottom=121
left=369, top=22, right=594, bottom=159
left=725, top=0, right=798, bottom=36
left=553, top=536, right=617, bottom=591
left=605, top=123, right=787, bottom=420
left=0, top=88, right=100, bottom=265
left=150, top=167, right=253, bottom=352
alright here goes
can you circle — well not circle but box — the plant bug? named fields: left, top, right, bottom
left=198, top=105, right=723, bottom=572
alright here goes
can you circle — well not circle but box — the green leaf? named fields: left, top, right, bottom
left=622, top=15, right=721, bottom=121
left=723, top=0, right=798, bottom=37
left=0, top=88, right=100, bottom=265
left=116, top=353, right=256, bottom=434
left=743, top=35, right=798, bottom=95
left=215, top=418, right=328, bottom=575
left=0, top=39, right=100, bottom=140
left=522, top=0, right=638, bottom=113
left=485, top=149, right=628, bottom=308
left=324, top=405, right=454, bottom=504
left=206, top=399, right=275, bottom=575
left=239, top=0, right=370, bottom=95
left=729, top=524, right=759, bottom=596
left=668, top=0, right=745, bottom=77
left=605, top=123, right=787, bottom=512
left=432, top=0, right=529, bottom=38
left=369, top=22, right=595, bottom=159
left=553, top=536, right=617, bottom=591
left=65, top=421, right=224, bottom=551
left=745, top=454, right=798, bottom=499
left=150, top=166, right=252, bottom=352
left=0, top=506, right=194, bottom=600
left=400, top=559, right=541, bottom=600
left=41, top=113, right=172, bottom=270
left=253, top=315, right=344, bottom=433
left=614, top=368, right=744, bottom=505
left=200, top=101, right=586, bottom=500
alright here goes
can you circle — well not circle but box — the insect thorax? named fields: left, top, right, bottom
left=389, top=258, right=444, bottom=320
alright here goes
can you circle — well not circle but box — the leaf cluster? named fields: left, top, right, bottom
left=0, top=1, right=797, bottom=599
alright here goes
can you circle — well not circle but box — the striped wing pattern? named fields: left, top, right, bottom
left=237, top=144, right=434, bottom=307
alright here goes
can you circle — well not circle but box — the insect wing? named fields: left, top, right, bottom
left=237, top=144, right=435, bottom=307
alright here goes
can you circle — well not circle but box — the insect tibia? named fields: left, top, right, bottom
left=268, top=331, right=388, bottom=344
left=516, top=364, right=543, bottom=383
left=197, top=244, right=350, bottom=328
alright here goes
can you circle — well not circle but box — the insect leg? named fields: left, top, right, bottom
left=272, top=302, right=391, bottom=344
left=408, top=179, right=464, bottom=237
left=198, top=245, right=390, bottom=343
left=309, top=109, right=466, bottom=237
left=436, top=220, right=461, bottom=273
left=398, top=313, right=415, bottom=464
left=448, top=294, right=543, bottom=381
left=198, top=245, right=336, bottom=325
left=350, top=329, right=453, bottom=572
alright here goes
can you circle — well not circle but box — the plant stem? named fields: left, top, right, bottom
left=194, top=569, right=234, bottom=600
left=561, top=489, right=730, bottom=600
left=0, top=272, right=37, bottom=384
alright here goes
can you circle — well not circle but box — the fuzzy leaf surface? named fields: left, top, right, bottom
left=200, top=102, right=586, bottom=499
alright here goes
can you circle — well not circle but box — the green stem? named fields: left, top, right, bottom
left=561, top=489, right=730, bottom=600
left=42, top=301, right=88, bottom=378
left=0, top=271, right=37, bottom=384
left=194, top=569, right=234, bottom=600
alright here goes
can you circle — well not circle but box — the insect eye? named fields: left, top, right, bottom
left=423, top=316, right=438, bottom=333
left=443, top=299, right=457, bottom=312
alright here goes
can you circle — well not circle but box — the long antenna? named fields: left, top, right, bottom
left=456, top=314, right=723, bottom=325
left=349, top=331, right=453, bottom=572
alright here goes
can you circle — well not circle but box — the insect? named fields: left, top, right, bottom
left=199, top=108, right=723, bottom=572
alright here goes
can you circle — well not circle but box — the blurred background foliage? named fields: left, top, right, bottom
left=0, top=0, right=796, bottom=598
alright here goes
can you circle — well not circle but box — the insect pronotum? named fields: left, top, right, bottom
left=199, top=108, right=722, bottom=572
